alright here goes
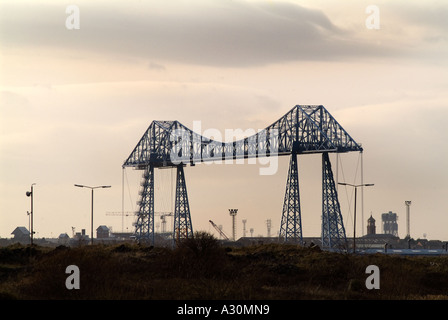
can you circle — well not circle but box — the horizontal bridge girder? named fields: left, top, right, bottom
left=123, top=105, right=362, bottom=168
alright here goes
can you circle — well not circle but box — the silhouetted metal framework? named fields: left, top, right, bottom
left=123, top=105, right=363, bottom=248
left=173, top=165, right=193, bottom=245
left=322, top=152, right=346, bottom=249
left=279, top=152, right=303, bottom=243
left=134, top=165, right=155, bottom=244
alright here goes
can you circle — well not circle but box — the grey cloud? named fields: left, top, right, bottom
left=0, top=0, right=411, bottom=67
left=388, top=2, right=448, bottom=31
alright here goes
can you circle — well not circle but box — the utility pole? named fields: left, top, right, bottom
left=26, top=183, right=36, bottom=245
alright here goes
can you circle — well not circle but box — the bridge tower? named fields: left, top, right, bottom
left=133, top=164, right=194, bottom=246
left=173, top=165, right=193, bottom=244
left=279, top=152, right=303, bottom=244
left=321, top=152, right=346, bottom=249
left=134, top=164, right=155, bottom=244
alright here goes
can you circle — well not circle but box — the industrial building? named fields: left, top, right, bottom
left=381, top=211, right=399, bottom=237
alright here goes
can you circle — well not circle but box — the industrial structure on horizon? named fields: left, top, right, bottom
left=3, top=211, right=447, bottom=253
left=381, top=211, right=399, bottom=237
left=122, top=105, right=364, bottom=249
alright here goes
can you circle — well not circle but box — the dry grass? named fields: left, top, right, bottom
left=1, top=233, right=448, bottom=300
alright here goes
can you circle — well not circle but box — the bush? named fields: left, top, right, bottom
left=177, top=231, right=222, bottom=258
left=172, top=232, right=230, bottom=279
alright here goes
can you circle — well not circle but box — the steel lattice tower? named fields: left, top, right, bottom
left=134, top=164, right=155, bottom=244
left=279, top=152, right=303, bottom=244
left=173, top=165, right=193, bottom=244
left=321, top=152, right=347, bottom=249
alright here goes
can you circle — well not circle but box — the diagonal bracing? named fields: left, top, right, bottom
left=173, top=165, right=193, bottom=244
left=322, top=152, right=347, bottom=249
left=134, top=164, right=155, bottom=244
left=123, top=105, right=362, bottom=168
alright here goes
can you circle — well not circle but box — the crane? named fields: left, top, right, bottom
left=159, top=212, right=173, bottom=233
left=106, top=211, right=173, bottom=233
left=209, top=220, right=230, bottom=240
left=106, top=211, right=174, bottom=216
left=105, top=211, right=134, bottom=233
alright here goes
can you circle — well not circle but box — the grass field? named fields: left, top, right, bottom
left=1, top=232, right=448, bottom=300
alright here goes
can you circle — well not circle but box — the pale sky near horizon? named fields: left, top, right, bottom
left=1, top=0, right=447, bottom=241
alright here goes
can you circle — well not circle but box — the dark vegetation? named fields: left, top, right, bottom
left=1, top=231, right=448, bottom=300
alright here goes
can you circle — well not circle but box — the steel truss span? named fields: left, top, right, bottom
left=123, top=105, right=363, bottom=249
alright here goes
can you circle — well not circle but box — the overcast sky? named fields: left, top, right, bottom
left=1, top=0, right=447, bottom=241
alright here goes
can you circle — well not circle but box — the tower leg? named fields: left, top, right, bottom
left=134, top=164, right=155, bottom=245
left=279, top=153, right=303, bottom=244
left=322, top=152, right=347, bottom=250
left=173, top=165, right=193, bottom=245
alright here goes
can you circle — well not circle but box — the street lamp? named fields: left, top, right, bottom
left=26, top=183, right=36, bottom=245
left=338, top=182, right=374, bottom=253
left=74, top=184, right=111, bottom=245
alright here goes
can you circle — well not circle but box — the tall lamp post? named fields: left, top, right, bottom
left=405, top=201, right=412, bottom=239
left=26, top=183, right=36, bottom=245
left=75, top=184, right=111, bottom=245
left=229, top=209, right=238, bottom=241
left=338, top=182, right=374, bottom=253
